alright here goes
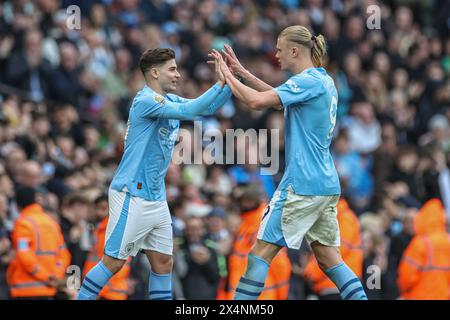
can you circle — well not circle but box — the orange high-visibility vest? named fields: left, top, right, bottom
left=83, top=216, right=130, bottom=300
left=398, top=199, right=450, bottom=300
left=303, top=198, right=363, bottom=295
left=7, top=204, right=71, bottom=298
left=223, top=203, right=291, bottom=300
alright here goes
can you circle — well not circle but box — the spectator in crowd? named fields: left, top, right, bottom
left=333, top=130, right=374, bottom=213
left=340, top=101, right=381, bottom=155
left=59, top=193, right=91, bottom=268
left=49, top=104, right=84, bottom=146
left=4, top=30, right=52, bottom=102
left=372, top=122, right=399, bottom=210
left=49, top=42, right=84, bottom=110
left=398, top=199, right=450, bottom=300
left=391, top=148, right=419, bottom=188
left=422, top=147, right=450, bottom=210
left=205, top=206, right=232, bottom=299
left=0, top=166, right=18, bottom=229
left=175, top=216, right=221, bottom=300
left=16, top=160, right=44, bottom=190
left=0, top=193, right=13, bottom=299
left=360, top=213, right=388, bottom=300
left=205, top=207, right=232, bottom=256
left=7, top=186, right=70, bottom=300
left=384, top=205, right=416, bottom=300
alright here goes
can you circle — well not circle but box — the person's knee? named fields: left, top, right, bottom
left=101, top=255, right=126, bottom=274
left=311, top=242, right=342, bottom=272
left=148, top=251, right=173, bottom=274
left=250, top=240, right=280, bottom=263
left=158, top=255, right=173, bottom=272
left=154, top=257, right=173, bottom=274
left=316, top=255, right=334, bottom=272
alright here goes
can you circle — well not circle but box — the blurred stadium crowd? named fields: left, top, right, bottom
left=0, top=0, right=450, bottom=300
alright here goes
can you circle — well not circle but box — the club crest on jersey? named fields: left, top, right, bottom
left=125, top=242, right=134, bottom=254
left=154, top=95, right=165, bottom=104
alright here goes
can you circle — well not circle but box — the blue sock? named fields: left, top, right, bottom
left=234, top=254, right=269, bottom=300
left=325, top=262, right=368, bottom=300
left=149, top=271, right=172, bottom=300
left=77, top=261, right=113, bottom=300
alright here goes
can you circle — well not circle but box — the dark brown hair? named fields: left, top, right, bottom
left=139, top=48, right=175, bottom=76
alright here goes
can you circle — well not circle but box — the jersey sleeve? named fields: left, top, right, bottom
left=135, top=83, right=223, bottom=120
left=166, top=94, right=191, bottom=104
left=274, top=73, right=325, bottom=108
left=168, top=85, right=232, bottom=116
left=200, top=85, right=232, bottom=116
left=167, top=93, right=191, bottom=103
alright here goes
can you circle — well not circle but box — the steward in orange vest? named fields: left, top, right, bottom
left=7, top=187, right=71, bottom=299
left=398, top=199, right=450, bottom=300
left=83, top=195, right=130, bottom=300
left=221, top=188, right=291, bottom=300
left=303, top=198, right=363, bottom=299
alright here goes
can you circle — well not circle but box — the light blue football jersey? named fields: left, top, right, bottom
left=274, top=67, right=341, bottom=196
left=110, top=83, right=231, bottom=201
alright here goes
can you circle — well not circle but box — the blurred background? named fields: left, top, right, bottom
left=0, top=0, right=449, bottom=300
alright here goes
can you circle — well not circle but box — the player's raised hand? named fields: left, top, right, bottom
left=207, top=50, right=225, bottom=85
left=210, top=49, right=233, bottom=82
left=213, top=51, right=226, bottom=84
left=222, top=44, right=246, bottom=78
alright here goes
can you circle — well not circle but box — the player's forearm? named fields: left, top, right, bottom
left=161, top=82, right=223, bottom=119
left=184, top=81, right=224, bottom=116
left=241, top=70, right=283, bottom=110
left=224, top=72, right=266, bottom=110
left=241, top=69, right=274, bottom=91
left=200, top=85, right=232, bottom=116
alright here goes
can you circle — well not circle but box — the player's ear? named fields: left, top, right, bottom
left=291, top=46, right=299, bottom=58
left=150, top=67, right=159, bottom=79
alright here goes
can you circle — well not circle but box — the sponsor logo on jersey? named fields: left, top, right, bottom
left=159, top=127, right=169, bottom=137
left=285, top=79, right=300, bottom=93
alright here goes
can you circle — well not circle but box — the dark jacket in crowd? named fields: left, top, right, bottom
left=178, top=238, right=221, bottom=300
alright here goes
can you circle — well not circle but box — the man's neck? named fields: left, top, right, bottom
left=147, top=81, right=166, bottom=96
left=292, top=60, right=315, bottom=75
